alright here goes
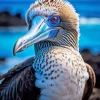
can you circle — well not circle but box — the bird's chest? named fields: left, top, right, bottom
left=33, top=47, right=89, bottom=100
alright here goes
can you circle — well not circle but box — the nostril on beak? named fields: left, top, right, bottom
left=23, top=39, right=27, bottom=44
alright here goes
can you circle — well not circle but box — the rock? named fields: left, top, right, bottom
left=81, top=49, right=100, bottom=88
left=89, top=88, right=100, bottom=100
left=0, top=58, right=6, bottom=63
left=0, top=11, right=26, bottom=26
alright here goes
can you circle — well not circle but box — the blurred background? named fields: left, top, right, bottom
left=0, top=0, right=100, bottom=99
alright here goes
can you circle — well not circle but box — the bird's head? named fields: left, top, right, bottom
left=13, top=0, right=79, bottom=55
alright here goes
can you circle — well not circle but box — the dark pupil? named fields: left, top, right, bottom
left=51, top=16, right=58, bottom=23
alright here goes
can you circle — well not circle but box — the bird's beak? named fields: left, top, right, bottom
left=13, top=16, right=59, bottom=55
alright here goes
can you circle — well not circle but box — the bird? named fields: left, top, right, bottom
left=0, top=0, right=96, bottom=100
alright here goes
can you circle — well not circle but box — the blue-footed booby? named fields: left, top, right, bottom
left=0, top=0, right=96, bottom=100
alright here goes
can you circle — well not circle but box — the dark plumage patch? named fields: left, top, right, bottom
left=82, top=63, right=96, bottom=100
left=0, top=57, right=40, bottom=100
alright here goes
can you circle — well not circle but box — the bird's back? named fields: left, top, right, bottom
left=33, top=46, right=89, bottom=100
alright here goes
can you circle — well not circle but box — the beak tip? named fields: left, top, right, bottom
left=13, top=42, right=17, bottom=56
left=13, top=39, right=24, bottom=56
left=13, top=51, right=16, bottom=56
left=13, top=49, right=16, bottom=56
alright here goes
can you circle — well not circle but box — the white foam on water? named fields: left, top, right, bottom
left=80, top=17, right=100, bottom=24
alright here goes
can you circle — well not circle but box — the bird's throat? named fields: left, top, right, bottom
left=34, top=41, right=60, bottom=55
left=53, top=28, right=79, bottom=51
left=34, top=25, right=79, bottom=55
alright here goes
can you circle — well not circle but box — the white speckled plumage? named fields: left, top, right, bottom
left=34, top=46, right=89, bottom=100
left=26, top=0, right=79, bottom=30
left=24, top=0, right=90, bottom=99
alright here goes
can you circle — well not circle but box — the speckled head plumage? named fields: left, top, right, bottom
left=13, top=0, right=80, bottom=55
left=26, top=0, right=79, bottom=30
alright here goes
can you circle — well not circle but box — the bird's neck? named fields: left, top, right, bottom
left=34, top=41, right=60, bottom=55
left=34, top=26, right=79, bottom=54
left=54, top=28, right=79, bottom=51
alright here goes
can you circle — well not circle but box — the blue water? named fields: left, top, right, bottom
left=79, top=24, right=100, bottom=53
left=0, top=27, right=35, bottom=58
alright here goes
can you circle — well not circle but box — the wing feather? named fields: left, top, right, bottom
left=82, top=63, right=96, bottom=100
left=0, top=57, right=40, bottom=100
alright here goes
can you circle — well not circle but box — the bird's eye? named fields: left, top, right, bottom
left=47, top=15, right=60, bottom=27
left=50, top=16, right=58, bottom=23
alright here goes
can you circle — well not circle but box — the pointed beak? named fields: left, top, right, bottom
left=13, top=16, right=59, bottom=55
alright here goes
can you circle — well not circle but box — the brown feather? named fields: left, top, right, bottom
left=82, top=63, right=96, bottom=100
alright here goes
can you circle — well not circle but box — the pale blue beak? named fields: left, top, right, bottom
left=13, top=16, right=59, bottom=55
